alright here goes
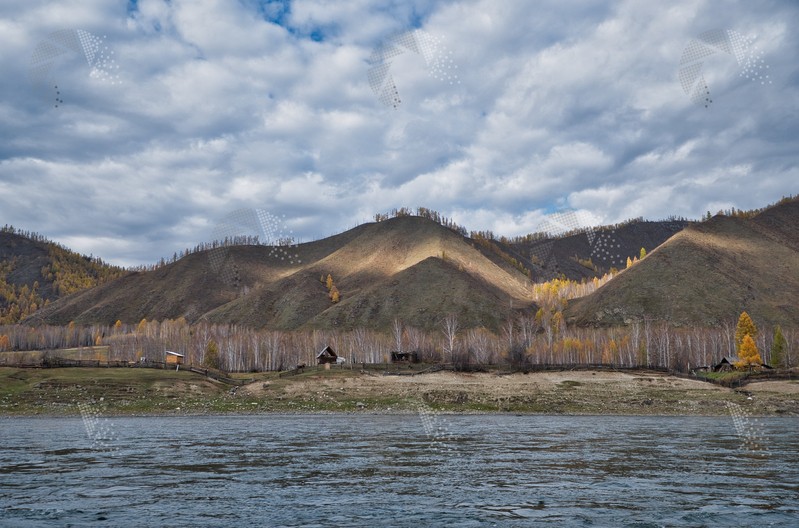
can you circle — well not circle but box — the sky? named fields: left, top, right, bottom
left=1, top=0, right=797, bottom=267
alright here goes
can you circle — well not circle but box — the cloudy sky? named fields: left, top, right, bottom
left=1, top=0, right=797, bottom=266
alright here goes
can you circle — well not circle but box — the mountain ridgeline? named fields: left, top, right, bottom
left=9, top=197, right=799, bottom=331
left=18, top=213, right=679, bottom=331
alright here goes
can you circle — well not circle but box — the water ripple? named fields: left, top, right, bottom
left=1, top=415, right=797, bottom=527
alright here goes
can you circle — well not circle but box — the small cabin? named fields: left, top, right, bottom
left=316, top=345, right=338, bottom=365
left=713, top=357, right=737, bottom=372
left=713, top=356, right=773, bottom=372
left=391, top=351, right=420, bottom=363
left=165, top=350, right=185, bottom=366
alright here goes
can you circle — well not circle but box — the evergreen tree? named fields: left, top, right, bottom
left=639, top=247, right=647, bottom=259
left=771, top=326, right=787, bottom=369
left=203, top=340, right=221, bottom=369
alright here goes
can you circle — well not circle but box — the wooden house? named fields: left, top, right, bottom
left=391, top=351, right=420, bottom=363
left=316, top=345, right=338, bottom=365
left=713, top=356, right=773, bottom=372
left=712, top=357, right=737, bottom=372
left=165, top=350, right=185, bottom=366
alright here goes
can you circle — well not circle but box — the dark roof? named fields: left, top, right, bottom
left=714, top=356, right=772, bottom=368
left=717, top=356, right=737, bottom=364
left=316, top=345, right=337, bottom=359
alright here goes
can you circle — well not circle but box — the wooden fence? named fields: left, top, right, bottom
left=6, top=356, right=253, bottom=386
left=6, top=354, right=795, bottom=389
left=713, top=370, right=798, bottom=389
left=183, top=365, right=252, bottom=386
left=277, top=362, right=439, bottom=378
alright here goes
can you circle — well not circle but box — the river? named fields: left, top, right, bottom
left=1, top=414, right=797, bottom=526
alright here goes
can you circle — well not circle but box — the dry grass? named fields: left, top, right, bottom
left=566, top=199, right=799, bottom=327
left=236, top=369, right=797, bottom=415
left=30, top=216, right=534, bottom=331
left=2, top=367, right=797, bottom=416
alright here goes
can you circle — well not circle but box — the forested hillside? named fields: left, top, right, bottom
left=0, top=226, right=127, bottom=324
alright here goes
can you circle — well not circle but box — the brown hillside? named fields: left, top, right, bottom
left=25, top=216, right=535, bottom=331
left=565, top=198, right=799, bottom=327
left=508, top=220, right=689, bottom=281
left=0, top=228, right=126, bottom=323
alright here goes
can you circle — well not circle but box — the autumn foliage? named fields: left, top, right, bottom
left=733, top=311, right=763, bottom=369
left=325, top=274, right=340, bottom=303
left=735, top=311, right=758, bottom=355
left=0, top=226, right=125, bottom=324
left=735, top=334, right=763, bottom=369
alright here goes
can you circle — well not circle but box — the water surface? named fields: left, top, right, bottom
left=1, top=415, right=797, bottom=526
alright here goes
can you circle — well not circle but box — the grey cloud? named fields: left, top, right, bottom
left=0, top=0, right=796, bottom=266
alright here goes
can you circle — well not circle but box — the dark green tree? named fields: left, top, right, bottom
left=771, top=326, right=787, bottom=369
left=203, top=340, right=221, bottom=369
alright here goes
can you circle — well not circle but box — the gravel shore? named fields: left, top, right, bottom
left=3, top=367, right=797, bottom=416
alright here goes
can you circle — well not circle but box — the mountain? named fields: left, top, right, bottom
left=565, top=197, right=799, bottom=327
left=24, top=216, right=538, bottom=331
left=505, top=219, right=689, bottom=281
left=0, top=227, right=126, bottom=324
left=13, top=213, right=697, bottom=331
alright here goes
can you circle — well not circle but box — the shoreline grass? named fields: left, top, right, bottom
left=1, top=366, right=797, bottom=418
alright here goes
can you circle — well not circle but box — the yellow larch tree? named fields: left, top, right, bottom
left=734, top=311, right=758, bottom=354
left=735, top=334, right=762, bottom=369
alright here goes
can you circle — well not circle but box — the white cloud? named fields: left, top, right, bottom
left=0, top=0, right=796, bottom=266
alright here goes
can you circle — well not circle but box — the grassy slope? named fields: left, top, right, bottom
left=508, top=220, right=690, bottom=281
left=27, top=216, right=535, bottom=331
left=565, top=199, right=799, bottom=327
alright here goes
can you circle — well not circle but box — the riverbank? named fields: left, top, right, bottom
left=1, top=366, right=797, bottom=416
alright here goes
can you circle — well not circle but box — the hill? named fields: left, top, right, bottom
left=24, top=216, right=537, bottom=331
left=565, top=197, right=799, bottom=327
left=505, top=219, right=689, bottom=281
left=12, top=213, right=695, bottom=331
left=0, top=227, right=126, bottom=324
